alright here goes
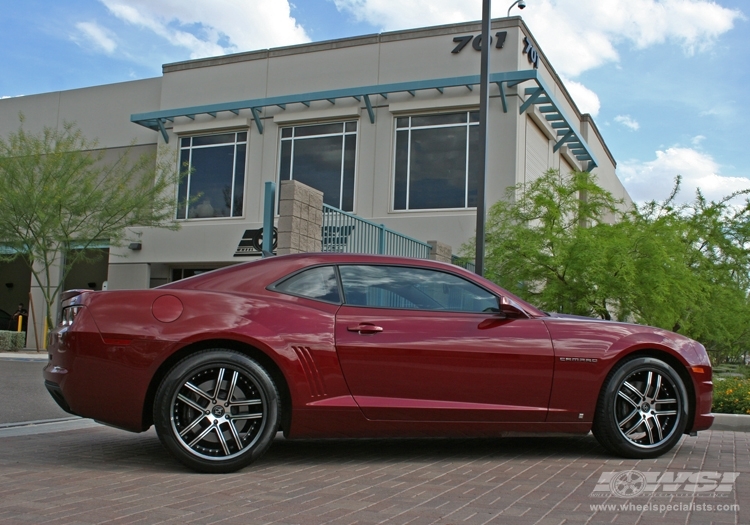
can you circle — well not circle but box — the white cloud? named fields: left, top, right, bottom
left=333, top=0, right=742, bottom=77
left=98, top=0, right=310, bottom=59
left=691, top=134, right=706, bottom=145
left=332, top=1, right=740, bottom=121
left=614, top=115, right=640, bottom=131
left=699, top=104, right=736, bottom=120
left=618, top=147, right=750, bottom=204
left=524, top=0, right=743, bottom=77
left=560, top=76, right=601, bottom=116
left=75, top=21, right=118, bottom=54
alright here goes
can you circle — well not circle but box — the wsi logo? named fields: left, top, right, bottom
left=592, top=470, right=740, bottom=498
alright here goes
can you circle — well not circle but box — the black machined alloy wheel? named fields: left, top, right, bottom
left=154, top=350, right=279, bottom=473
left=614, top=368, right=681, bottom=448
left=592, top=357, right=689, bottom=459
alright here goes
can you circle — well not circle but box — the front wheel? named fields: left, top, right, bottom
left=153, top=350, right=280, bottom=473
left=592, top=357, right=689, bottom=459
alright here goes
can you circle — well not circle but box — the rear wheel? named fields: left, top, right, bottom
left=592, top=357, right=688, bottom=458
left=153, top=350, right=279, bottom=473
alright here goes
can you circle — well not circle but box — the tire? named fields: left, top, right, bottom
left=153, top=350, right=280, bottom=473
left=592, top=357, right=688, bottom=459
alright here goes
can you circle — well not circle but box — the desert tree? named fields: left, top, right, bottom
left=0, top=115, right=180, bottom=343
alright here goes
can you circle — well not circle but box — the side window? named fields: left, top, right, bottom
left=338, top=265, right=498, bottom=313
left=274, top=266, right=341, bottom=304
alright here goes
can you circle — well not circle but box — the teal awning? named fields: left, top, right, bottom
left=131, top=69, right=597, bottom=170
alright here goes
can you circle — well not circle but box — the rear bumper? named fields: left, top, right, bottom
left=43, top=380, right=77, bottom=416
left=44, top=320, right=156, bottom=433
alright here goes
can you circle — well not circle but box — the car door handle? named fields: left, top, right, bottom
left=347, top=323, right=384, bottom=334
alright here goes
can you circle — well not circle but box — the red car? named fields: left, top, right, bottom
left=44, top=253, right=713, bottom=473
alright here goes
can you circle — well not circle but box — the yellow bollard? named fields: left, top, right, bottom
left=17, top=315, right=22, bottom=332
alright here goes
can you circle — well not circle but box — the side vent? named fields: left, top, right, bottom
left=292, top=346, right=327, bottom=398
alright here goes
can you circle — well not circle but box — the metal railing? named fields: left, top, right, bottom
left=322, top=204, right=432, bottom=259
left=451, top=255, right=476, bottom=273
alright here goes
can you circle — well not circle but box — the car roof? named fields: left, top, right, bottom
left=160, top=252, right=547, bottom=317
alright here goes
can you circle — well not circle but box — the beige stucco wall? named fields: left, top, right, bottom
left=0, top=18, right=631, bottom=333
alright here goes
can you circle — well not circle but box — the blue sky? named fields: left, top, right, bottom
left=1, top=0, right=748, bottom=204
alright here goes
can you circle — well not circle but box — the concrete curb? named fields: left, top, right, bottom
left=0, top=417, right=101, bottom=438
left=711, top=413, right=750, bottom=432
left=0, top=352, right=47, bottom=361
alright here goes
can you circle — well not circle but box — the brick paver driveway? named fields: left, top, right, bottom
left=0, top=425, right=747, bottom=525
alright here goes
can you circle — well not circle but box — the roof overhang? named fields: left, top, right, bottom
left=131, top=69, right=597, bottom=170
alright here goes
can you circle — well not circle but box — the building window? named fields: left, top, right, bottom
left=177, top=132, right=247, bottom=219
left=394, top=111, right=480, bottom=210
left=279, top=121, right=357, bottom=211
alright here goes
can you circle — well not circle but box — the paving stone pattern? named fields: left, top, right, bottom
left=0, top=427, right=747, bottom=525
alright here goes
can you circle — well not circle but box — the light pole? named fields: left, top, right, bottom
left=475, top=0, right=527, bottom=276
left=475, top=0, right=491, bottom=277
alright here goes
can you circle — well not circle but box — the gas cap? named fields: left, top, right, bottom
left=152, top=295, right=183, bottom=323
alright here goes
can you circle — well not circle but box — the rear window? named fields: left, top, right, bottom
left=273, top=266, right=341, bottom=304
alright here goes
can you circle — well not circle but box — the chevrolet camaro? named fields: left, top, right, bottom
left=44, top=253, right=713, bottom=473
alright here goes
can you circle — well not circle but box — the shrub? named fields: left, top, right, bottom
left=712, top=378, right=750, bottom=415
left=0, top=330, right=26, bottom=351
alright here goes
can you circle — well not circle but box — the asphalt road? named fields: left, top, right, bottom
left=0, top=358, right=70, bottom=424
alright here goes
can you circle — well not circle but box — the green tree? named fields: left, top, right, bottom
left=466, top=169, right=750, bottom=361
left=0, top=116, right=180, bottom=343
left=472, top=169, right=627, bottom=319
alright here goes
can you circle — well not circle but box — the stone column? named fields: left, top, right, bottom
left=277, top=180, right=324, bottom=255
left=427, top=240, right=452, bottom=263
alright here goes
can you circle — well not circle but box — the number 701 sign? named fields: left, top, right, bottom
left=451, top=31, right=508, bottom=53
left=451, top=32, right=540, bottom=69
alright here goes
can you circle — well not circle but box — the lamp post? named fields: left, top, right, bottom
left=475, top=0, right=527, bottom=276
left=475, top=0, right=491, bottom=277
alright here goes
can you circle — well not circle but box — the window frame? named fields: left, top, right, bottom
left=176, top=130, right=248, bottom=221
left=269, top=263, right=501, bottom=312
left=277, top=120, right=359, bottom=212
left=392, top=111, right=480, bottom=213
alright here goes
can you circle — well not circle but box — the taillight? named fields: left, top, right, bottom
left=60, top=306, right=83, bottom=326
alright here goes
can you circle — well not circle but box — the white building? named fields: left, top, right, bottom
left=0, top=17, right=631, bottom=347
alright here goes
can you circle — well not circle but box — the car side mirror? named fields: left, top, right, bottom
left=498, top=296, right=528, bottom=318
left=482, top=297, right=506, bottom=316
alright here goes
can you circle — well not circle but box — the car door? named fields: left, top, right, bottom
left=334, top=264, right=554, bottom=422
